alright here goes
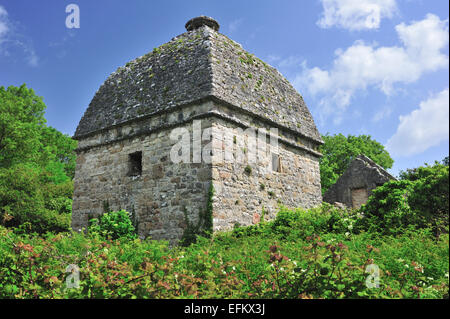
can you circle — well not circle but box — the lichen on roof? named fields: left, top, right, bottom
left=74, top=17, right=322, bottom=144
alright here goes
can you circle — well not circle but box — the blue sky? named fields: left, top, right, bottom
left=0, top=0, right=448, bottom=176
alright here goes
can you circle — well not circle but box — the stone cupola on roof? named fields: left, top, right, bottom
left=74, top=16, right=322, bottom=145
left=72, top=17, right=323, bottom=244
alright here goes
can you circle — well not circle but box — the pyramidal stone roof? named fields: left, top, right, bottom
left=74, top=16, right=322, bottom=144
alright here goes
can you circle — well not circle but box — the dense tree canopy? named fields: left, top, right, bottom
left=0, top=84, right=77, bottom=233
left=0, top=85, right=77, bottom=177
left=319, top=134, right=394, bottom=193
left=0, top=85, right=46, bottom=167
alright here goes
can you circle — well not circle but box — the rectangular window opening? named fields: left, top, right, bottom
left=272, top=153, right=282, bottom=173
left=128, top=151, right=142, bottom=176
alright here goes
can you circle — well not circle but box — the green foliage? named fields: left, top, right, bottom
left=88, top=210, right=137, bottom=240
left=319, top=134, right=393, bottom=193
left=38, top=126, right=77, bottom=180
left=0, top=85, right=75, bottom=175
left=0, top=85, right=46, bottom=167
left=358, top=180, right=419, bottom=234
left=361, top=161, right=449, bottom=235
left=0, top=164, right=71, bottom=234
left=0, top=84, right=76, bottom=232
left=0, top=204, right=447, bottom=299
left=400, top=161, right=449, bottom=234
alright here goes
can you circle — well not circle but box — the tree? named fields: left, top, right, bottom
left=0, top=164, right=71, bottom=233
left=0, top=84, right=77, bottom=233
left=319, top=134, right=394, bottom=193
left=0, top=84, right=77, bottom=178
left=39, top=126, right=77, bottom=180
left=0, top=85, right=46, bottom=167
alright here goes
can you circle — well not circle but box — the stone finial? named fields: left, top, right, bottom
left=185, top=16, right=220, bottom=32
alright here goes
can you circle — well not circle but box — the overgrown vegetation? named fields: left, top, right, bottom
left=358, top=159, right=449, bottom=236
left=0, top=85, right=76, bottom=234
left=88, top=210, right=137, bottom=241
left=0, top=202, right=448, bottom=299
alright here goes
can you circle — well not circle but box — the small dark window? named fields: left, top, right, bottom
left=129, top=151, right=142, bottom=176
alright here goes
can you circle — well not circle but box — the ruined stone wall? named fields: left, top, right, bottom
left=323, top=155, right=396, bottom=208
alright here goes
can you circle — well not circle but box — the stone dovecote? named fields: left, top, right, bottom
left=72, top=16, right=323, bottom=244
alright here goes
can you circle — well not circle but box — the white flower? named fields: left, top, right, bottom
left=293, top=261, right=298, bottom=266
left=404, top=264, right=409, bottom=268
left=345, top=232, right=350, bottom=237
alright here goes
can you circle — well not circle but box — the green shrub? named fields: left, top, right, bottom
left=269, top=203, right=359, bottom=240
left=0, top=164, right=71, bottom=234
left=406, top=163, right=449, bottom=234
left=0, top=220, right=447, bottom=299
left=89, top=210, right=137, bottom=240
left=359, top=162, right=449, bottom=235
left=358, top=180, right=419, bottom=234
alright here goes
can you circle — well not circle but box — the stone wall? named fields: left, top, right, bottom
left=72, top=100, right=323, bottom=243
left=323, top=154, right=396, bottom=208
left=210, top=119, right=322, bottom=232
left=72, top=102, right=214, bottom=244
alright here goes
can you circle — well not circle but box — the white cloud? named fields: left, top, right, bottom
left=0, top=5, right=9, bottom=43
left=295, top=14, right=449, bottom=119
left=386, top=88, right=449, bottom=156
left=317, top=0, right=398, bottom=30
left=0, top=5, right=39, bottom=67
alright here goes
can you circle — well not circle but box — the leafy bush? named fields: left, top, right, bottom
left=406, top=163, right=449, bottom=234
left=268, top=203, right=360, bottom=240
left=0, top=84, right=76, bottom=234
left=89, top=210, right=137, bottom=240
left=0, top=164, right=71, bottom=234
left=358, top=180, right=420, bottom=234
left=359, top=162, right=449, bottom=235
left=0, top=216, right=447, bottom=299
